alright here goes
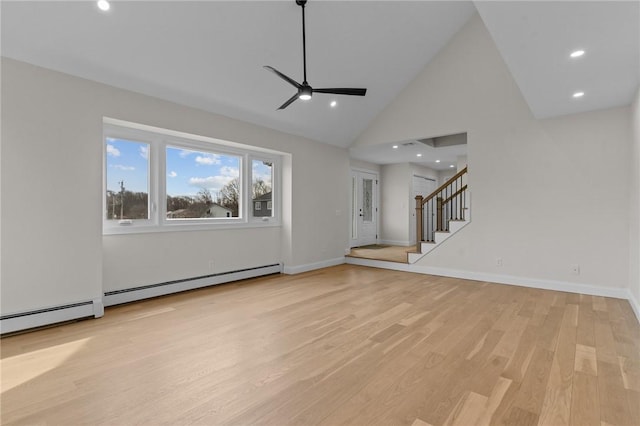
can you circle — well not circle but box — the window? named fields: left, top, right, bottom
left=105, top=137, right=150, bottom=222
left=103, top=120, right=281, bottom=234
left=166, top=147, right=241, bottom=219
left=251, top=159, right=273, bottom=218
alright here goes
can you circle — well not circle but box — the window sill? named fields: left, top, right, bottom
left=103, top=220, right=281, bottom=235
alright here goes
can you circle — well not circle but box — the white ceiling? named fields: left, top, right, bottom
left=475, top=1, right=639, bottom=119
left=350, top=136, right=467, bottom=171
left=2, top=1, right=638, bottom=162
left=0, top=0, right=476, bottom=148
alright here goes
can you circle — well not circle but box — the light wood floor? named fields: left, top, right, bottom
left=1, top=265, right=639, bottom=426
left=348, top=244, right=414, bottom=263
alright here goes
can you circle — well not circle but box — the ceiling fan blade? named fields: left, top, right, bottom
left=313, top=88, right=367, bottom=96
left=278, top=93, right=299, bottom=110
left=264, top=66, right=302, bottom=89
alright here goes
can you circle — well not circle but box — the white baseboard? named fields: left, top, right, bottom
left=346, top=256, right=413, bottom=271
left=104, top=264, right=282, bottom=307
left=283, top=257, right=345, bottom=275
left=345, top=256, right=633, bottom=303
left=627, top=289, right=640, bottom=324
left=1, top=299, right=104, bottom=334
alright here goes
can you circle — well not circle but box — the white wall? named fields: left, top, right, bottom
left=379, top=162, right=439, bottom=245
left=630, top=88, right=640, bottom=307
left=380, top=163, right=411, bottom=245
left=350, top=158, right=381, bottom=174
left=354, top=14, right=632, bottom=292
left=410, top=163, right=439, bottom=182
left=1, top=59, right=349, bottom=315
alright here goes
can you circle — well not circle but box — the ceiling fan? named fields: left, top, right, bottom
left=264, top=0, right=367, bottom=110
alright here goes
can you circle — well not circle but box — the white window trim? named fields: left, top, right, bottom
left=255, top=202, right=261, bottom=210
left=249, top=156, right=278, bottom=223
left=103, top=119, right=282, bottom=235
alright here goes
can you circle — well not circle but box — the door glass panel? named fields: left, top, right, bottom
left=363, top=179, right=373, bottom=222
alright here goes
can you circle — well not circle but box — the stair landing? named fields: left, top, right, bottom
left=346, top=244, right=412, bottom=264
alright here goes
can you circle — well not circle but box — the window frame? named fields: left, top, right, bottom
left=249, top=156, right=278, bottom=222
left=103, top=120, right=281, bottom=235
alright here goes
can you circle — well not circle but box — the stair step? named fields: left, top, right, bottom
left=407, top=217, right=471, bottom=264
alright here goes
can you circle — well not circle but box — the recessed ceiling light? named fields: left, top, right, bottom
left=97, top=0, right=110, bottom=11
left=417, top=154, right=422, bottom=157
left=435, top=159, right=441, bottom=163
left=570, top=50, right=585, bottom=58
left=449, top=165, right=455, bottom=168
left=392, top=145, right=398, bottom=149
left=330, top=100, right=337, bottom=108
left=573, top=91, right=585, bottom=98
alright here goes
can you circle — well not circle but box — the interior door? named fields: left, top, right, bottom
left=351, top=171, right=378, bottom=247
left=410, top=175, right=436, bottom=244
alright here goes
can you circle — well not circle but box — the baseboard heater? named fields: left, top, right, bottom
left=1, top=299, right=104, bottom=335
left=103, top=263, right=282, bottom=307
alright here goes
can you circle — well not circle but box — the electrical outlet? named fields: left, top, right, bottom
left=571, top=264, right=580, bottom=275
left=496, top=257, right=503, bottom=267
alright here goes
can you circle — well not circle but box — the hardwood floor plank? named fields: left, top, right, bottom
left=577, top=296, right=597, bottom=347
left=537, top=304, right=578, bottom=425
left=598, top=360, right=634, bottom=426
left=575, top=344, right=598, bottom=376
left=618, top=356, right=640, bottom=392
left=570, top=371, right=600, bottom=426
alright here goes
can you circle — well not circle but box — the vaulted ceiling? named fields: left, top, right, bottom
left=2, top=1, right=638, bottom=151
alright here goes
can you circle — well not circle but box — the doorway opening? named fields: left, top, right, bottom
left=350, top=169, right=379, bottom=248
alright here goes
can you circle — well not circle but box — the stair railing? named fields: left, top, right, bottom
left=415, top=166, right=467, bottom=253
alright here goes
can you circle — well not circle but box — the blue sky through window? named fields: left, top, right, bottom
left=252, top=160, right=273, bottom=190
left=105, top=138, right=149, bottom=194
left=106, top=139, right=271, bottom=199
left=166, top=146, right=240, bottom=198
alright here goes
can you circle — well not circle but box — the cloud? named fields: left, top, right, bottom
left=168, top=171, right=177, bottom=178
left=139, top=146, right=149, bottom=160
left=195, top=154, right=221, bottom=166
left=252, top=163, right=272, bottom=184
left=220, top=166, right=239, bottom=177
left=178, top=149, right=193, bottom=158
left=188, top=175, right=235, bottom=192
left=106, top=144, right=121, bottom=157
left=110, top=164, right=135, bottom=171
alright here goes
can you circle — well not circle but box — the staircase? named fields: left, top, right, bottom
left=408, top=166, right=469, bottom=264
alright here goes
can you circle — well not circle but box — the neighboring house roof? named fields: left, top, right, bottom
left=253, top=192, right=272, bottom=202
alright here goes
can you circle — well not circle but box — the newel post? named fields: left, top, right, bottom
left=415, top=195, right=423, bottom=253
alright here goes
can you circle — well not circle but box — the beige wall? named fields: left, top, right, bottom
left=354, top=14, right=632, bottom=291
left=349, top=158, right=380, bottom=173
left=1, top=59, right=349, bottom=314
left=630, top=88, right=640, bottom=305
left=380, top=163, right=411, bottom=245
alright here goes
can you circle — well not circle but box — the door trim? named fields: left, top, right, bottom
left=349, top=168, right=380, bottom=248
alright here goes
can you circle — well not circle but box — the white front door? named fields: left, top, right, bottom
left=351, top=170, right=378, bottom=247
left=410, top=175, right=436, bottom=244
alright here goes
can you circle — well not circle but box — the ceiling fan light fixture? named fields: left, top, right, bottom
left=299, top=86, right=312, bottom=100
